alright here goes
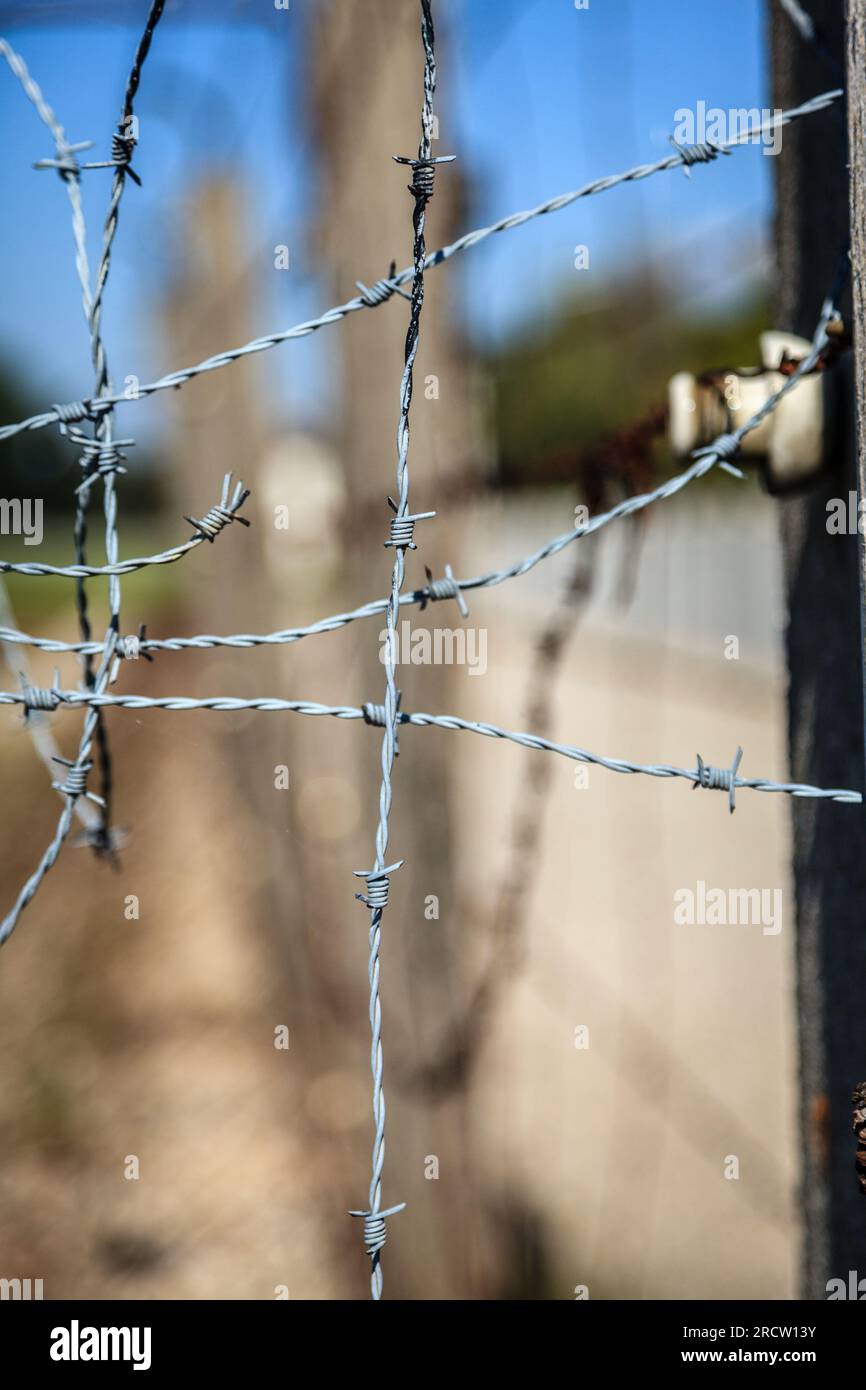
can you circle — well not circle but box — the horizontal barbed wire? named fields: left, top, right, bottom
left=0, top=686, right=858, bottom=804
left=0, top=472, right=249, bottom=577
left=0, top=89, right=841, bottom=447
left=0, top=285, right=840, bottom=658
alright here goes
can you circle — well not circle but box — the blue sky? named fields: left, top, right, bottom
left=0, top=0, right=778, bottom=441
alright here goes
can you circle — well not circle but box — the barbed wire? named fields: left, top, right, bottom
left=0, top=583, right=99, bottom=834
left=0, top=35, right=101, bottom=820
left=347, top=0, right=452, bottom=1300
left=0, top=89, right=841, bottom=447
left=0, top=284, right=840, bottom=664
left=0, top=685, right=859, bottom=807
left=0, top=0, right=166, bottom=931
left=0, top=471, right=249, bottom=577
left=0, top=0, right=859, bottom=1304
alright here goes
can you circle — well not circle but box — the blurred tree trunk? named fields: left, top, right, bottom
left=163, top=179, right=309, bottom=995
left=770, top=0, right=866, bottom=1297
left=309, top=0, right=494, bottom=1297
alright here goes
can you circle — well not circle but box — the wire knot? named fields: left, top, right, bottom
left=77, top=130, right=141, bottom=185
left=33, top=139, right=94, bottom=179
left=362, top=690, right=402, bottom=751
left=362, top=703, right=387, bottom=727
left=669, top=136, right=731, bottom=177
left=356, top=260, right=411, bottom=308
left=421, top=563, right=468, bottom=617
left=393, top=153, right=456, bottom=205
left=348, top=1203, right=407, bottom=1259
left=353, top=860, right=405, bottom=910
left=18, top=670, right=62, bottom=719
left=692, top=432, right=746, bottom=479
left=68, top=430, right=135, bottom=490
left=51, top=756, right=105, bottom=807
left=110, top=624, right=154, bottom=685
left=111, top=129, right=138, bottom=172
left=53, top=400, right=93, bottom=429
left=384, top=496, right=436, bottom=550
left=693, top=746, right=743, bottom=814
left=185, top=473, right=251, bottom=542
left=116, top=624, right=150, bottom=661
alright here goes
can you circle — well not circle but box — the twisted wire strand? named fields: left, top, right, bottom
left=0, top=38, right=93, bottom=328
left=0, top=585, right=98, bottom=832
left=0, top=637, right=117, bottom=947
left=0, top=473, right=249, bottom=578
left=0, top=39, right=101, bottom=833
left=0, top=88, right=842, bottom=445
left=0, top=686, right=858, bottom=805
left=397, top=713, right=863, bottom=804
left=0, top=284, right=839, bottom=662
left=67, top=8, right=167, bottom=839
left=0, top=36, right=106, bottom=816
left=352, top=0, right=446, bottom=1302
left=0, top=0, right=167, bottom=935
left=0, top=17, right=854, bottom=1308
left=57, top=0, right=165, bottom=836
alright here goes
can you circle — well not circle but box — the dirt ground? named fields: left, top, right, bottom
left=0, top=481, right=801, bottom=1299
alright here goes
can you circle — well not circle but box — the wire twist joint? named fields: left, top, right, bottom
left=353, top=860, right=405, bottom=910
left=184, top=473, right=251, bottom=542
left=693, top=746, right=743, bottom=814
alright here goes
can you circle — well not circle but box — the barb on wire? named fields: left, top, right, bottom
left=0, top=43, right=104, bottom=836
left=0, top=0, right=167, bottom=936
left=0, top=37, right=93, bottom=324
left=0, top=641, right=116, bottom=946
left=64, top=0, right=164, bottom=847
left=0, top=474, right=250, bottom=578
left=72, top=4, right=167, bottom=842
left=0, top=686, right=859, bottom=807
left=350, top=0, right=450, bottom=1302
left=0, top=292, right=843, bottom=662
left=0, top=581, right=99, bottom=832
left=1, top=31, right=119, bottom=840
left=0, top=89, right=842, bottom=447
left=0, top=3, right=857, bottom=1312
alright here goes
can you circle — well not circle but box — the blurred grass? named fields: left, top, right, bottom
left=1, top=521, right=188, bottom=632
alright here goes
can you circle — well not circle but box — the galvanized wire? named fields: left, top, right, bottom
left=0, top=472, right=249, bottom=578
left=0, top=7, right=859, bottom=1308
left=348, top=0, right=451, bottom=1301
left=0, top=685, right=858, bottom=806
left=0, top=0, right=167, bottom=937
left=0, top=36, right=100, bottom=831
left=0, top=89, right=842, bottom=446
left=0, top=289, right=840, bottom=661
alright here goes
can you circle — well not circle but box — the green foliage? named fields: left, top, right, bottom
left=485, top=271, right=770, bottom=487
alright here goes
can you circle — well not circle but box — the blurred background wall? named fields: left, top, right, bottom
left=0, top=0, right=847, bottom=1298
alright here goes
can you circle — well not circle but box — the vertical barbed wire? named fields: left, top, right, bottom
left=0, top=38, right=93, bottom=326
left=0, top=3, right=861, bottom=1304
left=77, top=0, right=166, bottom=843
left=349, top=0, right=452, bottom=1301
left=0, top=35, right=98, bottom=831
left=0, top=0, right=167, bottom=939
left=0, top=33, right=114, bottom=835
